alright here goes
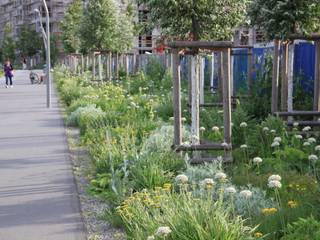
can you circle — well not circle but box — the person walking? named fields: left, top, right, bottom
left=22, top=58, right=27, bottom=70
left=4, top=60, right=14, bottom=88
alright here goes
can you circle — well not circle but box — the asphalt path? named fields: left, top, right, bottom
left=0, top=70, right=86, bottom=240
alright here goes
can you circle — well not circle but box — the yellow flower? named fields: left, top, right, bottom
left=261, top=208, right=278, bottom=215
left=288, top=200, right=298, bottom=208
left=163, top=183, right=172, bottom=190
left=254, top=232, right=263, bottom=238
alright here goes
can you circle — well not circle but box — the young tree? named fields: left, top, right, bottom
left=249, top=0, right=320, bottom=39
left=138, top=0, right=248, bottom=41
left=79, top=0, right=134, bottom=53
left=61, top=0, right=83, bottom=53
left=16, top=24, right=42, bottom=58
left=1, top=23, right=16, bottom=62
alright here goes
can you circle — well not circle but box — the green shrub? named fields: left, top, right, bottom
left=281, top=217, right=320, bottom=240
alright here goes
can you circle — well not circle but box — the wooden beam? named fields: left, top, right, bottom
left=287, top=121, right=320, bottom=126
left=190, top=156, right=233, bottom=164
left=289, top=34, right=320, bottom=41
left=168, top=41, right=233, bottom=49
left=281, top=42, right=289, bottom=111
left=272, top=39, right=281, bottom=113
left=275, top=111, right=320, bottom=117
left=314, top=41, right=320, bottom=111
left=222, top=48, right=232, bottom=145
left=174, top=143, right=232, bottom=151
left=172, top=50, right=182, bottom=146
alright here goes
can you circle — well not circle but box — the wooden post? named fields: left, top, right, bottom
left=188, top=56, right=192, bottom=106
left=81, top=55, right=84, bottom=74
left=281, top=42, right=289, bottom=111
left=272, top=39, right=281, bottom=113
left=191, top=55, right=200, bottom=146
left=288, top=42, right=295, bottom=113
left=109, top=52, right=113, bottom=80
left=92, top=52, right=96, bottom=80
left=86, top=55, right=89, bottom=71
left=200, top=57, right=205, bottom=104
left=222, top=48, right=232, bottom=145
left=230, top=54, right=234, bottom=97
left=98, top=54, right=102, bottom=81
left=217, top=52, right=223, bottom=101
left=314, top=41, right=320, bottom=111
left=115, top=53, right=119, bottom=79
left=247, top=48, right=253, bottom=95
left=125, top=55, right=129, bottom=76
left=210, top=52, right=215, bottom=93
left=173, top=50, right=182, bottom=146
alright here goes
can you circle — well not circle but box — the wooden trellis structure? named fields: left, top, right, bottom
left=168, top=41, right=233, bottom=164
left=272, top=34, right=320, bottom=126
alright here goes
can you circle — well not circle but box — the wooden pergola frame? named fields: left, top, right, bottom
left=271, top=34, right=320, bottom=126
left=168, top=41, right=233, bottom=163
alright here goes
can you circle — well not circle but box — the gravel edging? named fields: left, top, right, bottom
left=66, top=127, right=126, bottom=240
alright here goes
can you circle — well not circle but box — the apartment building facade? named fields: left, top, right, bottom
left=0, top=0, right=72, bottom=42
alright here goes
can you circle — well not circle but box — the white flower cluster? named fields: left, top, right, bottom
left=268, top=174, right=282, bottom=189
left=240, top=122, right=248, bottom=128
left=202, top=178, right=215, bottom=186
left=200, top=127, right=206, bottom=132
left=302, top=126, right=311, bottom=132
left=293, top=122, right=299, bottom=127
left=308, top=154, right=318, bottom=162
left=147, top=236, right=155, bottom=240
left=239, top=190, right=252, bottom=198
left=175, top=174, right=188, bottom=184
left=263, top=127, right=269, bottom=132
left=215, top=172, right=227, bottom=181
left=212, top=126, right=220, bottom=132
left=240, top=144, right=248, bottom=149
left=315, top=145, right=320, bottom=151
left=294, top=134, right=303, bottom=140
left=303, top=141, right=311, bottom=147
left=225, top=186, right=237, bottom=194
left=155, top=226, right=172, bottom=237
left=274, top=137, right=282, bottom=143
left=308, top=137, right=316, bottom=144
left=271, top=141, right=280, bottom=147
left=253, top=157, right=263, bottom=164
left=270, top=129, right=276, bottom=134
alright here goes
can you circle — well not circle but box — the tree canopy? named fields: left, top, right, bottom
left=61, top=0, right=83, bottom=53
left=16, top=24, right=42, bottom=58
left=249, top=0, right=320, bottom=39
left=1, top=23, right=16, bottom=62
left=138, top=0, right=248, bottom=41
left=79, top=0, right=134, bottom=53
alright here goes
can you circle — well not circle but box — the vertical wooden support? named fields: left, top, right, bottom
left=272, top=39, right=281, bottom=113
left=314, top=41, right=320, bottom=111
left=109, top=52, right=112, bottom=80
left=222, top=48, right=232, bottom=145
left=115, top=53, right=119, bottom=79
left=281, top=42, right=289, bottom=111
left=288, top=42, right=295, bottom=113
left=187, top=56, right=192, bottom=106
left=191, top=55, right=200, bottom=145
left=200, top=57, right=205, bottom=104
left=125, top=55, right=129, bottom=76
left=81, top=55, right=84, bottom=74
left=217, top=52, right=223, bottom=101
left=173, top=50, right=182, bottom=146
left=210, top=52, right=215, bottom=93
left=247, top=48, right=253, bottom=95
left=86, top=55, right=89, bottom=71
left=98, top=54, right=102, bottom=81
left=92, top=52, right=96, bottom=80
left=230, top=54, right=234, bottom=97
left=133, top=54, right=137, bottom=73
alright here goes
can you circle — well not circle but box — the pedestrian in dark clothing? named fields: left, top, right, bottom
left=4, top=60, right=13, bottom=88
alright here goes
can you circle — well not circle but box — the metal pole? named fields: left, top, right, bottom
left=42, top=0, right=51, bottom=108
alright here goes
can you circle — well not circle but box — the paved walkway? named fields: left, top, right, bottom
left=0, top=71, right=86, bottom=240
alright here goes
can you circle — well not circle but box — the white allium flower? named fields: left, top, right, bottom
left=215, top=172, right=227, bottom=181
left=147, top=236, right=155, bottom=240
left=169, top=117, right=174, bottom=121
left=271, top=141, right=280, bottom=147
left=268, top=175, right=282, bottom=182
left=295, top=134, right=303, bottom=140
left=268, top=180, right=282, bottom=189
left=181, top=117, right=187, bottom=122
left=200, top=127, right=206, bottom=131
left=218, top=110, right=224, bottom=114
left=315, top=145, right=320, bottom=151
left=263, top=127, right=269, bottom=132
left=308, top=155, right=318, bottom=162
left=202, top=178, right=215, bottom=186
left=175, top=174, right=188, bottom=184
left=240, top=122, right=248, bottom=128
left=217, top=156, right=223, bottom=162
left=270, top=129, right=276, bottom=134
left=293, top=122, right=299, bottom=127
left=239, top=190, right=252, bottom=198
left=221, top=142, right=228, bottom=147
left=231, top=122, right=234, bottom=127
left=212, top=126, right=220, bottom=132
left=303, top=141, right=311, bottom=147
left=225, top=187, right=237, bottom=194
left=274, top=137, right=282, bottom=142
left=182, top=142, right=190, bottom=147
left=302, top=126, right=311, bottom=132
left=155, top=226, right=172, bottom=237
left=240, top=144, right=248, bottom=149
left=308, top=137, right=316, bottom=143
left=253, top=157, right=263, bottom=164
